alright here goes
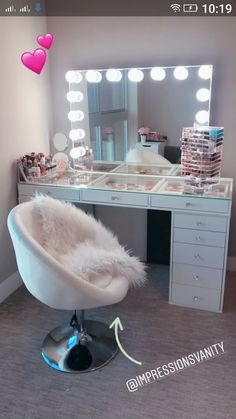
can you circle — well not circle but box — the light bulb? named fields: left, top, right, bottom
left=173, top=66, right=189, bottom=80
left=65, top=71, right=82, bottom=83
left=198, top=65, right=212, bottom=80
left=68, top=110, right=84, bottom=122
left=69, top=129, right=86, bottom=141
left=128, top=68, right=144, bottom=82
left=106, top=69, right=122, bottom=82
left=70, top=146, right=86, bottom=159
left=196, top=88, right=210, bottom=102
left=66, top=91, right=83, bottom=103
left=85, top=70, right=102, bottom=83
left=150, top=67, right=166, bottom=81
left=195, top=110, right=209, bottom=124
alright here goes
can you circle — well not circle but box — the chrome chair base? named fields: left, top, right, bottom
left=42, top=320, right=119, bottom=373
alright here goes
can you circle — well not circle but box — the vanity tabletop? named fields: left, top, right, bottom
left=18, top=161, right=233, bottom=201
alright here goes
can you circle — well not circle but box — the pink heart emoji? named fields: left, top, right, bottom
left=21, top=48, right=46, bottom=74
left=37, top=33, right=53, bottom=50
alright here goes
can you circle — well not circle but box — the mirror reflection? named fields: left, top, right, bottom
left=66, top=65, right=212, bottom=163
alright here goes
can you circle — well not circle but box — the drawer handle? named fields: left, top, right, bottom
left=185, top=202, right=192, bottom=207
left=194, top=254, right=201, bottom=261
left=196, top=221, right=204, bottom=227
left=193, top=296, right=200, bottom=302
left=195, top=236, right=203, bottom=242
left=193, top=275, right=199, bottom=281
left=46, top=191, right=52, bottom=196
left=111, top=196, right=121, bottom=201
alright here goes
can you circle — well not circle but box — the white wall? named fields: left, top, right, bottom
left=47, top=16, right=236, bottom=256
left=0, top=17, right=51, bottom=283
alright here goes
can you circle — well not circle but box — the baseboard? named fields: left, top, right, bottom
left=0, top=271, right=22, bottom=304
left=227, top=257, right=236, bottom=272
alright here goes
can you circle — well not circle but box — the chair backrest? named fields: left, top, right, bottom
left=126, top=148, right=171, bottom=164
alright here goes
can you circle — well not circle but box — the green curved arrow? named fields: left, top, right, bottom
left=109, top=317, right=142, bottom=366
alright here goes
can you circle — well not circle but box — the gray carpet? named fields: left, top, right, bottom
left=0, top=266, right=236, bottom=419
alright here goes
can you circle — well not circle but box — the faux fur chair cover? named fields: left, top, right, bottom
left=32, top=195, right=146, bottom=288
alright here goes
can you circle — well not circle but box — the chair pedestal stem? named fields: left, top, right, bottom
left=79, top=309, right=85, bottom=333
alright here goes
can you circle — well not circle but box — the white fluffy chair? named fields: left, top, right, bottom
left=7, top=196, right=146, bottom=373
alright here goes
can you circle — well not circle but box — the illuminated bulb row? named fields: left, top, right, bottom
left=195, top=83, right=211, bottom=123
left=65, top=65, right=212, bottom=84
left=66, top=77, right=86, bottom=147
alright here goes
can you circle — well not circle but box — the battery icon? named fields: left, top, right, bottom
left=183, top=4, right=198, bottom=13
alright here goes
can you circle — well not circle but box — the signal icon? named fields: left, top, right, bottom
left=20, top=5, right=31, bottom=13
left=5, top=5, right=16, bottom=13
left=170, top=4, right=181, bottom=13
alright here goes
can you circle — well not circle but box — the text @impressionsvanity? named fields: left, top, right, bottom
left=126, top=342, right=225, bottom=392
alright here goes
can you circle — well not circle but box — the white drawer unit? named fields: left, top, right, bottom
left=173, top=242, right=225, bottom=269
left=81, top=189, right=149, bottom=207
left=174, top=228, right=226, bottom=248
left=172, top=263, right=223, bottom=290
left=18, top=183, right=80, bottom=202
left=150, top=195, right=229, bottom=214
left=171, top=283, right=221, bottom=312
left=174, top=213, right=228, bottom=232
left=170, top=207, right=230, bottom=312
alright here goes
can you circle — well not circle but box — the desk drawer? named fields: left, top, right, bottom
left=173, top=243, right=225, bottom=269
left=81, top=189, right=149, bottom=207
left=171, top=283, right=221, bottom=312
left=150, top=195, right=229, bottom=213
left=174, top=228, right=226, bottom=247
left=172, top=263, right=223, bottom=290
left=174, top=213, right=228, bottom=232
left=18, top=184, right=80, bottom=202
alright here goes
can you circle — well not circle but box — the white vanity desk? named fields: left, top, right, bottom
left=18, top=162, right=233, bottom=313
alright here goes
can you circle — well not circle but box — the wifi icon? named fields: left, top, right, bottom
left=170, top=3, right=181, bottom=12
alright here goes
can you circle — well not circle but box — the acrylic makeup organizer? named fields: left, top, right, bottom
left=180, top=126, right=224, bottom=193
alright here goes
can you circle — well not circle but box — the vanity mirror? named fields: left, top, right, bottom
left=65, top=65, right=212, bottom=162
